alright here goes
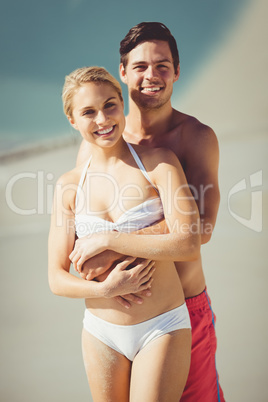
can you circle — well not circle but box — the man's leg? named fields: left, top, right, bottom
left=181, top=288, right=225, bottom=402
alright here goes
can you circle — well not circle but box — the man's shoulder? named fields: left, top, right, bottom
left=131, top=143, right=178, bottom=168
left=173, top=109, right=213, bottom=134
left=172, top=109, right=217, bottom=147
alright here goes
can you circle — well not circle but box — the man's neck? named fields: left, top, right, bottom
left=125, top=99, right=176, bottom=142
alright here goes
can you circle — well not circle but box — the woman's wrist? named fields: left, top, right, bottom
left=97, top=280, right=108, bottom=298
left=98, top=279, right=113, bottom=299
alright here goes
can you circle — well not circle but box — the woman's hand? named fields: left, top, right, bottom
left=69, top=234, right=108, bottom=273
left=113, top=289, right=153, bottom=309
left=101, top=256, right=155, bottom=300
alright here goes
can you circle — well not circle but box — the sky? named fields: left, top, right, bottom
left=0, top=0, right=249, bottom=151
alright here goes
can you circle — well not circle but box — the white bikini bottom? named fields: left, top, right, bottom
left=83, top=303, right=191, bottom=361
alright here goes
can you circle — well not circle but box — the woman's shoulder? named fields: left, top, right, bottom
left=54, top=165, right=85, bottom=212
left=56, top=164, right=83, bottom=187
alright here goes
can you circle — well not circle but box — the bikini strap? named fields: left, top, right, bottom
left=126, top=143, right=158, bottom=192
left=75, top=156, right=92, bottom=210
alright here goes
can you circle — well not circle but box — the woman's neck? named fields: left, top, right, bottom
left=89, top=137, right=128, bottom=168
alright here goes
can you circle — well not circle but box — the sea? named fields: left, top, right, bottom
left=0, top=0, right=249, bottom=160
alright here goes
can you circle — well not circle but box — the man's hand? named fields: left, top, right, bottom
left=69, top=233, right=108, bottom=272
left=79, top=250, right=124, bottom=280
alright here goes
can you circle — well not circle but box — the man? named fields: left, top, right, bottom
left=76, top=22, right=224, bottom=401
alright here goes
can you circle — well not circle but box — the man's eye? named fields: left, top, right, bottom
left=158, top=64, right=168, bottom=69
left=134, top=65, right=146, bottom=71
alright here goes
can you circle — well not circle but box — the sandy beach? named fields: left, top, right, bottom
left=1, top=1, right=267, bottom=401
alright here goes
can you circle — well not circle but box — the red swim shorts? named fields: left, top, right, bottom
left=181, top=288, right=225, bottom=401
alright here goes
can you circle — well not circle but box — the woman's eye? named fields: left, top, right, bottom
left=105, top=102, right=115, bottom=109
left=83, top=109, right=94, bottom=116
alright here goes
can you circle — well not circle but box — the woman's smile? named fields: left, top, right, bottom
left=94, top=125, right=115, bottom=137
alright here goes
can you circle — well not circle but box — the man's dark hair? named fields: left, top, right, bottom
left=120, top=22, right=179, bottom=71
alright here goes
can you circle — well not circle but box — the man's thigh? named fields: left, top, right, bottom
left=181, top=291, right=225, bottom=401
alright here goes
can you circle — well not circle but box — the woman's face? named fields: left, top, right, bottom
left=69, top=82, right=125, bottom=147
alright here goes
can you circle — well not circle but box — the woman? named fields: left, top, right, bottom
left=48, top=66, right=201, bottom=401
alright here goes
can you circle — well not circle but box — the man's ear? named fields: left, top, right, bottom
left=67, top=115, right=78, bottom=130
left=119, top=63, right=127, bottom=84
left=173, top=64, right=180, bottom=82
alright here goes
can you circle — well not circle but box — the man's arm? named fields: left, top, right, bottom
left=184, top=123, right=220, bottom=244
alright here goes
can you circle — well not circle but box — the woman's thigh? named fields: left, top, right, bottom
left=130, top=329, right=191, bottom=402
left=82, top=329, right=131, bottom=402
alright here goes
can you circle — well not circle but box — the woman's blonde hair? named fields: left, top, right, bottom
left=62, top=66, right=123, bottom=118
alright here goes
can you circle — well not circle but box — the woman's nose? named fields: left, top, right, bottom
left=95, top=110, right=107, bottom=125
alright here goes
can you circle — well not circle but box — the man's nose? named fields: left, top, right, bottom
left=144, top=66, right=157, bottom=81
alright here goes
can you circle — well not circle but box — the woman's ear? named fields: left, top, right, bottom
left=67, top=115, right=78, bottom=130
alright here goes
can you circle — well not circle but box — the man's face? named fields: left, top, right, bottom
left=120, top=40, right=180, bottom=111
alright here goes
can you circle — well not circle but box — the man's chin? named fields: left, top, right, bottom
left=131, top=90, right=165, bottom=110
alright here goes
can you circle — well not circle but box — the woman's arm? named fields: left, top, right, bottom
left=48, top=174, right=155, bottom=299
left=48, top=174, right=106, bottom=298
left=70, top=149, right=201, bottom=271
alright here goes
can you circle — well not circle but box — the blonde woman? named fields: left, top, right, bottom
left=48, top=66, right=200, bottom=401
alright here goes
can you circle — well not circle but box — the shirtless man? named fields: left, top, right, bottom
left=76, top=22, right=224, bottom=401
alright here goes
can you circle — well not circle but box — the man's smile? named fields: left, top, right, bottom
left=140, top=86, right=163, bottom=94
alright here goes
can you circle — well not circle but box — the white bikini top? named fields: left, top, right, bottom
left=75, top=143, right=164, bottom=237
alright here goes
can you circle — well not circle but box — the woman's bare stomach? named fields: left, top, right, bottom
left=85, top=260, right=184, bottom=325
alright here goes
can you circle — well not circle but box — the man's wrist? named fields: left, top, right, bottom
left=106, top=230, right=118, bottom=252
